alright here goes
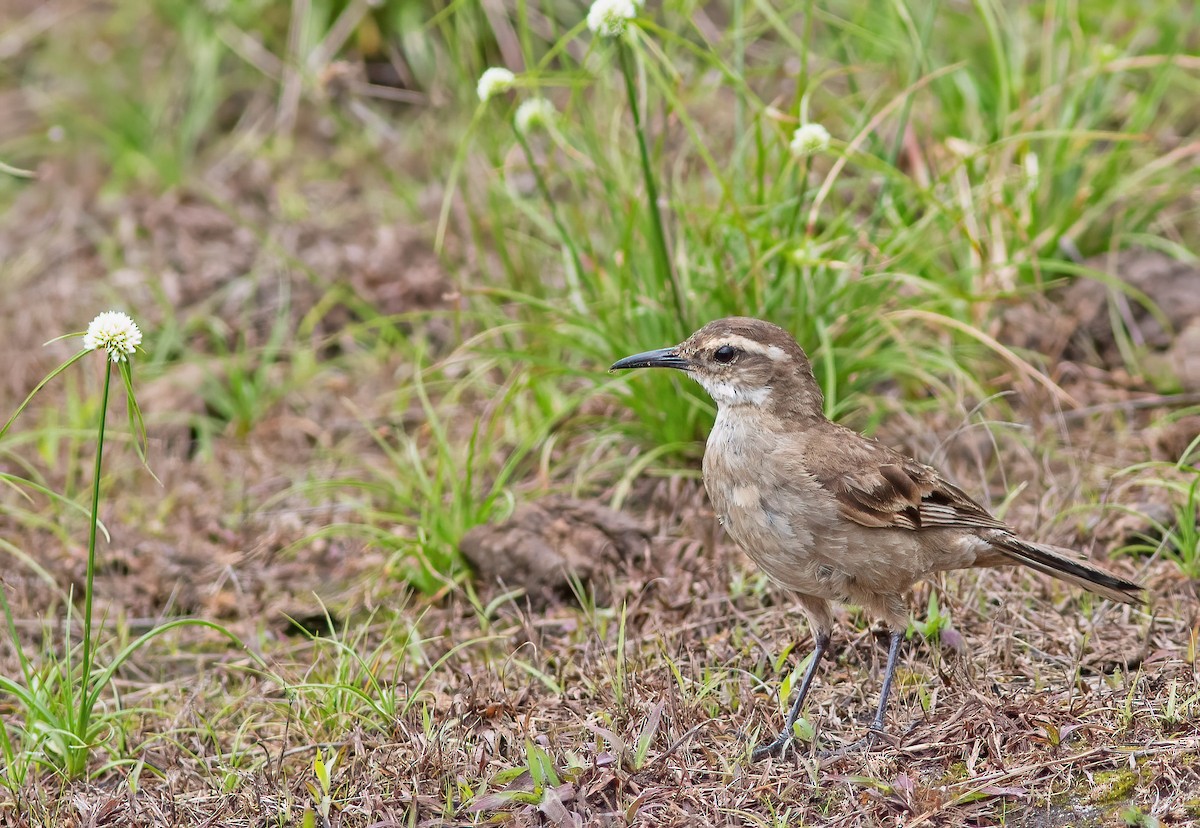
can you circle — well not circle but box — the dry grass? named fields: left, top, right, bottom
left=2, top=1, right=1200, bottom=825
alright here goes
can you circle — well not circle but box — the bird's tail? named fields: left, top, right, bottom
left=987, top=532, right=1144, bottom=605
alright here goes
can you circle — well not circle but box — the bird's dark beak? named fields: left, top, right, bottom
left=610, top=347, right=689, bottom=372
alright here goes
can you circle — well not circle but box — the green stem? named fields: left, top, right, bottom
left=732, top=0, right=744, bottom=203
left=515, top=127, right=587, bottom=311
left=76, top=359, right=112, bottom=775
left=775, top=156, right=813, bottom=286
left=617, top=37, right=687, bottom=332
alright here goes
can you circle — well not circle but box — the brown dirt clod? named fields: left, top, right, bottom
left=460, top=495, right=652, bottom=605
left=1003, top=249, right=1200, bottom=393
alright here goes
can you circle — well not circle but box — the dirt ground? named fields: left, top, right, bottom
left=1, top=142, right=1199, bottom=826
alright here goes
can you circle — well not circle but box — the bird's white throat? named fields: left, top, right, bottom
left=692, top=374, right=772, bottom=407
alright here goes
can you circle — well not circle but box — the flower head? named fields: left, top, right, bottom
left=789, top=123, right=831, bottom=158
left=1023, top=151, right=1040, bottom=187
left=514, top=97, right=556, bottom=135
left=477, top=67, right=515, bottom=103
left=83, top=311, right=142, bottom=362
left=587, top=0, right=638, bottom=38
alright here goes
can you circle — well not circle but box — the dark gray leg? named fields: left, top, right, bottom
left=820, top=627, right=905, bottom=758
left=752, top=630, right=831, bottom=761
left=870, top=628, right=904, bottom=733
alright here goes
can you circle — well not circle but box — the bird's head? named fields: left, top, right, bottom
left=611, top=317, right=824, bottom=415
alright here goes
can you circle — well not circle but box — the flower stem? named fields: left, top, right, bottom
left=515, top=128, right=587, bottom=312
left=76, top=360, right=111, bottom=776
left=775, top=156, right=812, bottom=284
left=617, top=37, right=688, bottom=332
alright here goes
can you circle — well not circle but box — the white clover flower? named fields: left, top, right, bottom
left=83, top=311, right=142, bottom=362
left=789, top=123, right=831, bottom=158
left=587, top=0, right=638, bottom=38
left=476, top=67, right=515, bottom=102
left=514, top=97, right=556, bottom=135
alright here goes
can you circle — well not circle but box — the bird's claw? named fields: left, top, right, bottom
left=751, top=726, right=899, bottom=763
left=817, top=726, right=897, bottom=760
left=750, top=732, right=793, bottom=761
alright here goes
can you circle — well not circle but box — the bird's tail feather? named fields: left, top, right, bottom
left=989, top=534, right=1144, bottom=605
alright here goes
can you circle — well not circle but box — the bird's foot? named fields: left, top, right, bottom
left=750, top=731, right=793, bottom=761
left=818, top=725, right=894, bottom=760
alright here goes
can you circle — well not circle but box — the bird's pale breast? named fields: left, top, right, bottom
left=703, top=408, right=856, bottom=600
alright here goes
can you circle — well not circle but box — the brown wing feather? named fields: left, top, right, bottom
left=805, top=424, right=1007, bottom=533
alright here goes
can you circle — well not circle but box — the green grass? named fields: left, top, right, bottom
left=1113, top=460, right=1200, bottom=580
left=454, top=0, right=1199, bottom=455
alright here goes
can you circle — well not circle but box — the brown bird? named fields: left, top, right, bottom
left=611, top=317, right=1143, bottom=760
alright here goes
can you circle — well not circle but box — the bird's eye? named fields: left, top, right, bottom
left=713, top=345, right=738, bottom=364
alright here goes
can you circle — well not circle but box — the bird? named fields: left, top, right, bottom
left=610, top=316, right=1144, bottom=761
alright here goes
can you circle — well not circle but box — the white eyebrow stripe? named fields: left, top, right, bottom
left=718, top=335, right=792, bottom=361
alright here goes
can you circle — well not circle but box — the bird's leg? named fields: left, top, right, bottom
left=820, top=627, right=905, bottom=758
left=870, top=628, right=905, bottom=735
left=751, top=630, right=831, bottom=761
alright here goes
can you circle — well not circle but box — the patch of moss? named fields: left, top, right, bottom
left=939, top=761, right=970, bottom=784
left=1184, top=798, right=1200, bottom=819
left=1089, top=769, right=1140, bottom=805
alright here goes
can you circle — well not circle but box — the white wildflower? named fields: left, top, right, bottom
left=587, top=0, right=637, bottom=38
left=83, top=311, right=142, bottom=362
left=514, top=98, right=556, bottom=135
left=789, top=123, right=831, bottom=158
left=1023, top=151, right=1040, bottom=187
left=476, top=67, right=515, bottom=102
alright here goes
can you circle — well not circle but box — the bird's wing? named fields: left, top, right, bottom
left=804, top=425, right=1008, bottom=532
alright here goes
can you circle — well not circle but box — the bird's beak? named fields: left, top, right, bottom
left=610, top=346, right=689, bottom=372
